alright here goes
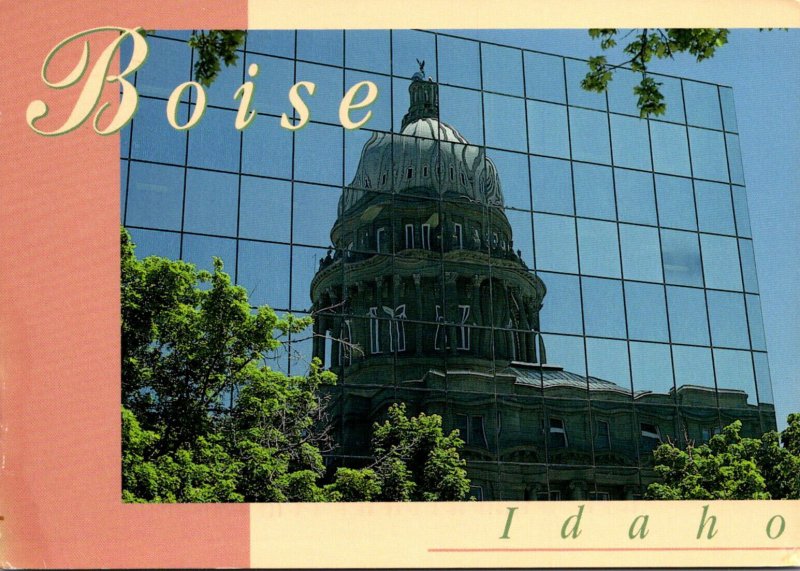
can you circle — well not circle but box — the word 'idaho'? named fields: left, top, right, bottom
left=26, top=27, right=379, bottom=137
left=499, top=505, right=789, bottom=541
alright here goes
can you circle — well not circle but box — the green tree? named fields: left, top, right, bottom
left=326, top=403, right=471, bottom=501
left=646, top=415, right=800, bottom=500
left=121, top=227, right=336, bottom=502
left=582, top=29, right=730, bottom=117
left=188, top=30, right=247, bottom=87
left=181, top=28, right=756, bottom=117
left=121, top=229, right=470, bottom=502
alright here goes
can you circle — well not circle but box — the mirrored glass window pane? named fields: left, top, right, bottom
left=616, top=169, right=656, bottom=226
left=241, top=115, right=293, bottom=179
left=491, top=150, right=530, bottom=210
left=528, top=101, right=569, bottom=159
left=683, top=80, right=722, bottom=130
left=484, top=93, right=527, bottom=152
left=620, top=224, right=663, bottom=282
left=237, top=240, right=291, bottom=309
left=440, top=86, right=483, bottom=144
left=578, top=219, right=620, bottom=278
left=630, top=342, right=674, bottom=395
left=126, top=162, right=185, bottom=231
left=700, top=234, right=742, bottom=291
left=136, top=37, right=192, bottom=99
left=294, top=123, right=343, bottom=186
left=753, top=352, right=773, bottom=404
left=505, top=210, right=534, bottom=267
left=746, top=294, right=767, bottom=350
left=182, top=234, right=237, bottom=275
left=586, top=338, right=630, bottom=386
left=296, top=62, right=343, bottom=125
left=713, top=349, right=757, bottom=407
left=345, top=30, right=390, bottom=74
left=246, top=30, right=295, bottom=58
left=654, top=74, right=685, bottom=124
left=719, top=87, right=738, bottom=132
left=672, top=345, right=715, bottom=390
left=533, top=214, right=578, bottom=273
left=565, top=58, right=606, bottom=110
left=739, top=239, right=759, bottom=293
left=661, top=229, right=703, bottom=287
left=246, top=54, right=296, bottom=117
left=238, top=176, right=291, bottom=242
left=689, top=127, right=728, bottom=183
left=392, top=30, right=436, bottom=80
left=391, top=76, right=411, bottom=131
left=523, top=52, right=565, bottom=103
left=574, top=163, right=615, bottom=220
left=607, top=68, right=640, bottom=116
left=666, top=286, right=710, bottom=346
left=204, top=55, right=245, bottom=110
left=482, top=44, right=523, bottom=96
left=625, top=282, right=668, bottom=342
left=538, top=272, right=583, bottom=335
left=650, top=121, right=690, bottom=177
left=655, top=175, right=696, bottom=230
left=706, top=290, right=749, bottom=349
left=297, top=30, right=343, bottom=65
left=127, top=228, right=181, bottom=259
left=531, top=156, right=572, bottom=215
left=542, top=334, right=585, bottom=376
left=695, top=181, right=735, bottom=235
left=187, top=107, right=240, bottom=172
left=183, top=169, right=238, bottom=237
left=732, top=186, right=751, bottom=238
left=120, top=160, right=129, bottom=221
left=726, top=134, right=745, bottom=185
left=121, top=120, right=131, bottom=158
left=131, top=98, right=187, bottom=165
left=610, top=114, right=652, bottom=170
left=292, top=183, right=339, bottom=248
left=343, top=71, right=391, bottom=133
left=582, top=277, right=626, bottom=338
left=291, top=245, right=328, bottom=311
left=569, top=108, right=611, bottom=164
left=437, top=35, right=480, bottom=89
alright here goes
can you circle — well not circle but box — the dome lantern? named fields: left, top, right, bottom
left=402, top=59, right=439, bottom=129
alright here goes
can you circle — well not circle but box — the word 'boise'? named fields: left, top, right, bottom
left=26, top=27, right=379, bottom=137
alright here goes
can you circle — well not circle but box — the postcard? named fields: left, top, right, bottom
left=0, top=1, right=798, bottom=568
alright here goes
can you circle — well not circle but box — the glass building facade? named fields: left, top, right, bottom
left=121, top=29, right=776, bottom=500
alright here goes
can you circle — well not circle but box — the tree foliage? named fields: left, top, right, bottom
left=183, top=28, right=748, bottom=118
left=583, top=29, right=729, bottom=117
left=121, top=227, right=335, bottom=502
left=121, top=228, right=470, bottom=502
left=326, top=403, right=471, bottom=501
left=188, top=30, right=246, bottom=87
left=646, top=415, right=800, bottom=500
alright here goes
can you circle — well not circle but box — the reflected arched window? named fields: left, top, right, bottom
left=368, top=307, right=380, bottom=354
left=421, top=224, right=431, bottom=250
left=434, top=304, right=446, bottom=350
left=383, top=304, right=407, bottom=352
left=457, top=305, right=471, bottom=350
left=339, top=319, right=353, bottom=365
left=376, top=227, right=387, bottom=253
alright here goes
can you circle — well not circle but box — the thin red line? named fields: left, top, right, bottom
left=429, top=547, right=796, bottom=553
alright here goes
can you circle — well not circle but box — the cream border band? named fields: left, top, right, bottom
left=249, top=0, right=800, bottom=29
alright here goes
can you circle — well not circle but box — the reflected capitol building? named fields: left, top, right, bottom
left=121, top=30, right=778, bottom=501
left=310, top=65, right=771, bottom=500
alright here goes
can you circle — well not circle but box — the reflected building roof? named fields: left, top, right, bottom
left=338, top=72, right=504, bottom=218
